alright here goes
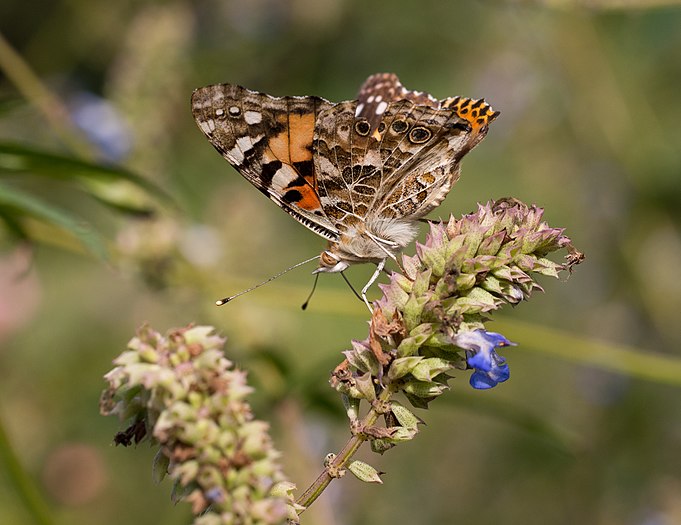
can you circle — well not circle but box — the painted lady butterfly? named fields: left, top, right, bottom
left=191, top=73, right=498, bottom=309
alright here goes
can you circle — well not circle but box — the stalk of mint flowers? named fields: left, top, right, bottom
left=100, top=198, right=583, bottom=523
left=297, top=198, right=583, bottom=508
left=100, top=325, right=301, bottom=525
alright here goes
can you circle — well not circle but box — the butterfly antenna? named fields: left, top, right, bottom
left=216, top=255, right=321, bottom=306
left=301, top=273, right=320, bottom=311
left=341, top=271, right=363, bottom=302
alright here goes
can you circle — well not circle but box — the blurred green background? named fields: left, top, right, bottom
left=1, top=1, right=681, bottom=524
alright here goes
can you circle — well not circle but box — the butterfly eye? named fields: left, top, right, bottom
left=228, top=106, right=241, bottom=117
left=391, top=120, right=408, bottom=133
left=354, top=120, right=371, bottom=136
left=408, top=126, right=431, bottom=144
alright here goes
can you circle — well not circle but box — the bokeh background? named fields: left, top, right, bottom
left=1, top=1, right=681, bottom=524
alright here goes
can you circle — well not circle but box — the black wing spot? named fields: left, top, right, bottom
left=409, top=126, right=431, bottom=144
left=391, top=120, right=408, bottom=133
left=354, top=120, right=371, bottom=136
left=261, top=160, right=283, bottom=186
left=293, top=160, right=314, bottom=180
left=283, top=189, right=303, bottom=204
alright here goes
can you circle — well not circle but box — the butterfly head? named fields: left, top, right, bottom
left=314, top=249, right=349, bottom=274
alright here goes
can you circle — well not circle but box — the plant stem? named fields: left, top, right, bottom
left=0, top=411, right=55, bottom=525
left=296, top=386, right=393, bottom=511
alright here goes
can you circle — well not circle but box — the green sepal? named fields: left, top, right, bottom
left=402, top=379, right=448, bottom=398
left=346, top=343, right=380, bottom=376
left=390, top=402, right=422, bottom=431
left=384, top=426, right=418, bottom=443
left=418, top=243, right=446, bottom=277
left=403, top=391, right=434, bottom=410
left=370, top=439, right=395, bottom=454
left=412, top=268, right=433, bottom=296
left=396, top=323, right=434, bottom=357
left=341, top=394, right=361, bottom=422
left=402, top=294, right=426, bottom=331
left=410, top=358, right=452, bottom=382
left=347, top=460, right=383, bottom=484
left=387, top=356, right=424, bottom=382
left=354, top=372, right=376, bottom=402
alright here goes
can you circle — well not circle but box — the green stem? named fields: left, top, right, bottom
left=0, top=411, right=55, bottom=525
left=296, top=387, right=393, bottom=511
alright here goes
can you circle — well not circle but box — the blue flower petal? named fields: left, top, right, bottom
left=469, top=362, right=510, bottom=390
left=469, top=370, right=497, bottom=389
left=467, top=350, right=494, bottom=372
left=453, top=329, right=514, bottom=390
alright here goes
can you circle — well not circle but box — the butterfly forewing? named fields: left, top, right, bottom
left=191, top=84, right=339, bottom=241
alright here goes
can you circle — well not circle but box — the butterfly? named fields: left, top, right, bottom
left=191, top=73, right=498, bottom=310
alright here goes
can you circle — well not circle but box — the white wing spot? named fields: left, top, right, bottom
left=375, top=95, right=382, bottom=103
left=376, top=101, right=388, bottom=115
left=199, top=120, right=214, bottom=135
left=244, top=110, right=262, bottom=124
left=367, top=95, right=375, bottom=103
left=355, top=103, right=365, bottom=117
left=226, top=134, right=262, bottom=164
left=228, top=106, right=240, bottom=116
left=215, top=108, right=224, bottom=117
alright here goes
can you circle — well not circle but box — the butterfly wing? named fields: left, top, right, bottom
left=191, top=83, right=340, bottom=241
left=354, top=74, right=499, bottom=221
left=313, top=91, right=476, bottom=229
left=356, top=72, right=440, bottom=130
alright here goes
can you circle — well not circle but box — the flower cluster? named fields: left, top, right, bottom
left=331, top=199, right=582, bottom=452
left=100, top=325, right=298, bottom=525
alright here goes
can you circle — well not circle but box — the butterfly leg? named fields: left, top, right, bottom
left=361, top=258, right=385, bottom=313
left=364, top=231, right=409, bottom=278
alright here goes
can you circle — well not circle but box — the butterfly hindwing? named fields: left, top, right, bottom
left=191, top=83, right=339, bottom=241
left=313, top=95, right=476, bottom=227
left=355, top=73, right=439, bottom=129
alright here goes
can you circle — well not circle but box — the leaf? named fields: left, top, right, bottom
left=347, top=460, right=383, bottom=484
left=0, top=142, right=174, bottom=216
left=0, top=180, right=107, bottom=259
left=152, top=449, right=170, bottom=484
left=390, top=402, right=423, bottom=430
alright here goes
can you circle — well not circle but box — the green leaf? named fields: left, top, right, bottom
left=152, top=449, right=170, bottom=484
left=347, top=460, right=383, bottom=484
left=390, top=402, right=422, bottom=430
left=0, top=142, right=174, bottom=216
left=411, top=357, right=452, bottom=382
left=0, top=181, right=107, bottom=259
left=387, top=356, right=423, bottom=382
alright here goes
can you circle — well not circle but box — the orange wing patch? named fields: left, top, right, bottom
left=442, top=96, right=500, bottom=133
left=266, top=112, right=321, bottom=212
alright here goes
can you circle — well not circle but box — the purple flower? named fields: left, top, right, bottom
left=453, top=330, right=515, bottom=390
